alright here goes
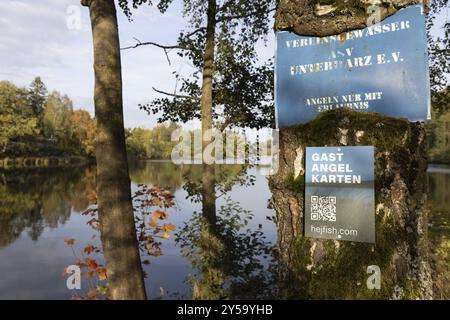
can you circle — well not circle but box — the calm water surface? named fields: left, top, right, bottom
left=0, top=161, right=276, bottom=299
left=0, top=162, right=448, bottom=299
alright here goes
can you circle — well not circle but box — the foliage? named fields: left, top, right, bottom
left=0, top=78, right=95, bottom=158
left=126, top=122, right=180, bottom=159
left=427, top=0, right=449, bottom=114
left=177, top=162, right=274, bottom=299
left=70, top=110, right=96, bottom=157
left=43, top=92, right=74, bottom=145
left=124, top=0, right=276, bottom=129
left=64, top=184, right=176, bottom=300
left=428, top=107, right=450, bottom=163
left=0, top=81, right=39, bottom=152
left=0, top=166, right=96, bottom=247
left=175, top=197, right=274, bottom=299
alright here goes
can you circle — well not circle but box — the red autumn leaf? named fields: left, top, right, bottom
left=84, top=244, right=95, bottom=255
left=163, top=224, right=176, bottom=233
left=86, top=258, right=98, bottom=269
left=154, top=210, right=167, bottom=220
left=82, top=208, right=93, bottom=216
left=163, top=193, right=175, bottom=200
left=87, top=218, right=98, bottom=226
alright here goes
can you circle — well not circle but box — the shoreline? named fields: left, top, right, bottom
left=0, top=156, right=93, bottom=170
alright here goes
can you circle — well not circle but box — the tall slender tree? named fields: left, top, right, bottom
left=28, top=77, right=47, bottom=134
left=81, top=0, right=146, bottom=300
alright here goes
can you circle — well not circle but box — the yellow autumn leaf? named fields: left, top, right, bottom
left=161, top=232, right=170, bottom=239
left=149, top=217, right=158, bottom=228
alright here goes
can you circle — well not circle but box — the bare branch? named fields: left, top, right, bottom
left=152, top=87, right=200, bottom=101
left=121, top=37, right=194, bottom=65
left=121, top=38, right=198, bottom=66
left=121, top=38, right=186, bottom=51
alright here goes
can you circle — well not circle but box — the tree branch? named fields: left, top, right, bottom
left=219, top=117, right=233, bottom=132
left=152, top=87, right=200, bottom=101
left=80, top=0, right=92, bottom=7
left=181, top=27, right=207, bottom=38
left=121, top=38, right=196, bottom=64
left=216, top=7, right=276, bottom=23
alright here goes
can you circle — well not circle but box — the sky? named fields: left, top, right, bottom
left=0, top=1, right=446, bottom=130
left=0, top=0, right=274, bottom=130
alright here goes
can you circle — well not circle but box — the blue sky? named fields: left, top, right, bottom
left=0, top=1, right=446, bottom=129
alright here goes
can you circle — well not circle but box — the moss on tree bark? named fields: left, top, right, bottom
left=268, top=109, right=433, bottom=299
left=275, top=0, right=425, bottom=36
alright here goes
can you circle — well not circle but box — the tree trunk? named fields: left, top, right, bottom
left=81, top=0, right=147, bottom=300
left=192, top=0, right=224, bottom=299
left=269, top=109, right=433, bottom=299
left=270, top=1, right=432, bottom=299
left=201, top=0, right=217, bottom=225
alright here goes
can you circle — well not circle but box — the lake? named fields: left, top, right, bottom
left=0, top=161, right=448, bottom=299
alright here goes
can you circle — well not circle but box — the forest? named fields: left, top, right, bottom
left=1, top=77, right=449, bottom=164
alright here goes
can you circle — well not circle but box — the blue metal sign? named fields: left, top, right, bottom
left=275, top=5, right=431, bottom=128
left=305, top=146, right=375, bottom=243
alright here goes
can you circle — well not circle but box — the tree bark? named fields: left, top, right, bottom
left=82, top=0, right=147, bottom=300
left=201, top=0, right=217, bottom=225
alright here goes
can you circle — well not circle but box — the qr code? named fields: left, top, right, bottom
left=310, top=196, right=337, bottom=221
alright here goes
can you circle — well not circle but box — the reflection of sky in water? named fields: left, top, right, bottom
left=0, top=163, right=276, bottom=299
left=275, top=5, right=429, bottom=127
left=0, top=163, right=447, bottom=299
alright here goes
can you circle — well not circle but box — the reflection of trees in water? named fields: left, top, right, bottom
left=0, top=166, right=96, bottom=247
left=128, top=161, right=249, bottom=193
left=129, top=161, right=193, bottom=191
left=428, top=172, right=450, bottom=299
left=177, top=164, right=275, bottom=299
